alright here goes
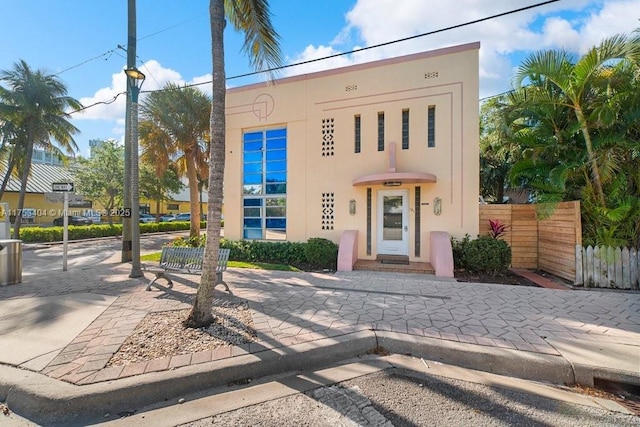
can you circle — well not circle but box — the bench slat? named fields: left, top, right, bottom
left=146, top=247, right=230, bottom=292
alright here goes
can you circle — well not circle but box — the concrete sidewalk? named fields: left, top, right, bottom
left=0, top=257, right=638, bottom=425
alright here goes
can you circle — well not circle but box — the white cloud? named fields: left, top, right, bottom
left=73, top=60, right=211, bottom=134
left=284, top=44, right=355, bottom=76
left=283, top=0, right=640, bottom=99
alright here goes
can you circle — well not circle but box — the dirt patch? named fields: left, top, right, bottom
left=454, top=269, right=539, bottom=287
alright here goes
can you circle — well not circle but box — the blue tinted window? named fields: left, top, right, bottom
left=243, top=141, right=262, bottom=152
left=244, top=218, right=262, bottom=228
left=266, top=172, right=286, bottom=183
left=266, top=183, right=286, bottom=194
left=243, top=173, right=262, bottom=185
left=266, top=206, right=286, bottom=217
left=243, top=184, right=262, bottom=195
left=243, top=228, right=263, bottom=239
left=266, top=198, right=285, bottom=207
left=266, top=128, right=286, bottom=139
left=266, top=138, right=286, bottom=150
left=243, top=151, right=262, bottom=162
left=266, top=218, right=286, bottom=229
left=244, top=131, right=263, bottom=142
left=243, top=163, right=262, bottom=174
left=244, top=207, right=261, bottom=217
left=266, top=149, right=286, bottom=161
left=266, top=160, right=286, bottom=172
left=243, top=198, right=262, bottom=207
left=243, top=128, right=286, bottom=240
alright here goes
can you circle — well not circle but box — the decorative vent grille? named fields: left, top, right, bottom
left=345, top=84, right=358, bottom=92
left=322, top=118, right=335, bottom=156
left=424, top=71, right=439, bottom=80
left=322, top=192, right=335, bottom=230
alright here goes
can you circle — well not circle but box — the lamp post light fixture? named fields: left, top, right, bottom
left=124, top=67, right=145, bottom=278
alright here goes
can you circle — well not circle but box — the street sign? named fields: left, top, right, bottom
left=45, top=192, right=84, bottom=203
left=52, top=182, right=74, bottom=192
left=69, top=200, right=92, bottom=208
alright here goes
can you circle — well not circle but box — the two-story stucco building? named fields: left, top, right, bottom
left=222, top=42, right=480, bottom=274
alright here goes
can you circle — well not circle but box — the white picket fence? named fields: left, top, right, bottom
left=575, top=245, right=639, bottom=289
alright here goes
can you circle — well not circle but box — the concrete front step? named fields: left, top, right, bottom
left=354, top=259, right=435, bottom=274
left=375, top=254, right=410, bottom=265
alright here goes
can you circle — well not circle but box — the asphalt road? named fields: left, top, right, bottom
left=180, top=367, right=636, bottom=427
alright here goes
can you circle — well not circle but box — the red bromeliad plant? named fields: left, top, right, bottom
left=488, top=219, right=508, bottom=239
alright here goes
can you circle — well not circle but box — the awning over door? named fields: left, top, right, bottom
left=352, top=142, right=437, bottom=186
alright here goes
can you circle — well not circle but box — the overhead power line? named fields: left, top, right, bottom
left=68, top=0, right=559, bottom=114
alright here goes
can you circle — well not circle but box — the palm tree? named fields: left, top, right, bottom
left=0, top=60, right=82, bottom=237
left=479, top=95, right=525, bottom=203
left=139, top=83, right=210, bottom=238
left=0, top=122, right=26, bottom=200
left=514, top=33, right=640, bottom=208
left=185, top=0, right=282, bottom=328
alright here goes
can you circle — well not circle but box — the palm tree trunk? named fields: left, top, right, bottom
left=13, top=130, right=34, bottom=239
left=575, top=106, right=606, bottom=207
left=185, top=148, right=201, bottom=238
left=0, top=151, right=17, bottom=201
left=185, top=0, right=225, bottom=328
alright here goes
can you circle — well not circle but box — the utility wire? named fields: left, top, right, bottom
left=228, top=0, right=561, bottom=81
left=69, top=0, right=560, bottom=112
left=54, top=49, right=117, bottom=76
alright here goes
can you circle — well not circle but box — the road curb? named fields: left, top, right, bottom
left=1, top=331, right=378, bottom=426
left=375, top=331, right=575, bottom=385
left=2, top=330, right=638, bottom=425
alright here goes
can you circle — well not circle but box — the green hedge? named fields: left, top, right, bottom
left=17, top=221, right=199, bottom=243
left=168, top=236, right=338, bottom=270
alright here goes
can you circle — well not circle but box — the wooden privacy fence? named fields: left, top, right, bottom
left=479, top=201, right=581, bottom=282
left=575, top=246, right=639, bottom=289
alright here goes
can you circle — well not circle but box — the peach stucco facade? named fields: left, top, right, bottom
left=223, top=42, right=480, bottom=264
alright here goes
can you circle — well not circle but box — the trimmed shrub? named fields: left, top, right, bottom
left=461, top=235, right=511, bottom=275
left=304, top=237, right=338, bottom=270
left=451, top=234, right=471, bottom=269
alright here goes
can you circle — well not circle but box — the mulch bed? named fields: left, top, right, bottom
left=454, top=269, right=539, bottom=287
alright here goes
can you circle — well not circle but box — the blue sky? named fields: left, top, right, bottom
left=1, top=0, right=639, bottom=157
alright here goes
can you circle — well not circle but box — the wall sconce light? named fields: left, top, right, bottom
left=349, top=199, right=356, bottom=215
left=433, top=197, right=442, bottom=215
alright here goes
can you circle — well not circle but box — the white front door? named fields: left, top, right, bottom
left=377, top=189, right=409, bottom=256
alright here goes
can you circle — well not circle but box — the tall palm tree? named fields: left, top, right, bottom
left=139, top=83, right=211, bottom=238
left=0, top=60, right=82, bottom=237
left=0, top=122, right=26, bottom=200
left=185, top=0, right=282, bottom=328
left=514, top=33, right=640, bottom=208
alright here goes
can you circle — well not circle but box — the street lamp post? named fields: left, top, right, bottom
left=124, top=67, right=145, bottom=278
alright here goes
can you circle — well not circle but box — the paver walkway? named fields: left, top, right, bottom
left=2, top=259, right=638, bottom=386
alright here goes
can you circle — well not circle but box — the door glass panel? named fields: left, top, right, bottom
left=383, top=195, right=403, bottom=241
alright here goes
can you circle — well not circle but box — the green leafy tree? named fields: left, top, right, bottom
left=140, top=162, right=183, bottom=220
left=0, top=60, right=82, bottom=236
left=514, top=33, right=640, bottom=208
left=479, top=95, right=523, bottom=203
left=74, top=140, right=124, bottom=225
left=139, top=83, right=210, bottom=238
left=186, top=0, right=283, bottom=328
left=510, top=31, right=640, bottom=246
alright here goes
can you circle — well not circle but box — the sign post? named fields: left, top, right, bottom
left=52, top=182, right=74, bottom=272
left=63, top=192, right=69, bottom=271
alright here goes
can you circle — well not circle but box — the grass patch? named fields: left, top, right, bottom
left=141, top=252, right=162, bottom=262
left=229, top=261, right=301, bottom=271
left=140, top=252, right=300, bottom=272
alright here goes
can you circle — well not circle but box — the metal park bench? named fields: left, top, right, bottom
left=145, top=247, right=231, bottom=292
